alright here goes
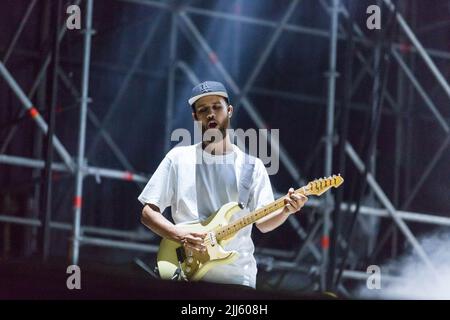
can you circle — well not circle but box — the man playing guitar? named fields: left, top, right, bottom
left=139, top=81, right=307, bottom=288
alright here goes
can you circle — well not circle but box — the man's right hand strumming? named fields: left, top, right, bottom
left=176, top=230, right=207, bottom=253
left=141, top=203, right=207, bottom=253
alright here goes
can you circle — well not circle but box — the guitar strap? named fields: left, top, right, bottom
left=238, top=153, right=255, bottom=209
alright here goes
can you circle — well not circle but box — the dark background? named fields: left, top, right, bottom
left=0, top=0, right=449, bottom=297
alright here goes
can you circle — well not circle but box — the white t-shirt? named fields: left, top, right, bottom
left=138, top=142, right=275, bottom=288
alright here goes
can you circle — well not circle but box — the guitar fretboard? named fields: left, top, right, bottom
left=215, top=187, right=309, bottom=241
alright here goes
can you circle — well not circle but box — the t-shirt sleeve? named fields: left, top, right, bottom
left=248, top=159, right=275, bottom=212
left=137, top=156, right=175, bottom=212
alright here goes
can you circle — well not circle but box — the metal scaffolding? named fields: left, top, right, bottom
left=1, top=0, right=449, bottom=296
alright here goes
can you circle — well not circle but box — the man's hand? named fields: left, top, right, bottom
left=283, top=188, right=308, bottom=215
left=176, top=230, right=207, bottom=254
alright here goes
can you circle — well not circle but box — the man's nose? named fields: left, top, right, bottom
left=207, top=113, right=215, bottom=120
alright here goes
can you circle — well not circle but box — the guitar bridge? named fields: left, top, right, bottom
left=207, top=231, right=217, bottom=247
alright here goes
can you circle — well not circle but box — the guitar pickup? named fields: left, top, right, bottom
left=207, top=232, right=217, bottom=247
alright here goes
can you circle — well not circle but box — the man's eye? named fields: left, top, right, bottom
left=198, top=108, right=206, bottom=113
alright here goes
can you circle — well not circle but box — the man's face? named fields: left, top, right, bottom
left=193, top=95, right=232, bottom=141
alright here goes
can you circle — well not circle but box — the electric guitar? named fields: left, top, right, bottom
left=157, top=174, right=344, bottom=281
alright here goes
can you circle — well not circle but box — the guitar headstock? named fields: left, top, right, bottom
left=304, top=174, right=344, bottom=196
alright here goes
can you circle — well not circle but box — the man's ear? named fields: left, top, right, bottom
left=227, top=105, right=233, bottom=114
left=192, top=112, right=198, bottom=121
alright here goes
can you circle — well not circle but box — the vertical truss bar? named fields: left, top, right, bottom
left=383, top=0, right=450, bottom=99
left=42, top=0, right=62, bottom=261
left=71, top=0, right=94, bottom=265
left=345, top=141, right=438, bottom=276
left=164, top=11, right=178, bottom=154
left=2, top=0, right=38, bottom=64
left=28, top=1, right=51, bottom=257
left=369, top=39, right=381, bottom=176
left=234, top=0, right=300, bottom=116
left=321, top=0, right=339, bottom=291
left=0, top=62, right=74, bottom=172
left=392, top=1, right=407, bottom=257
left=394, top=22, right=406, bottom=208
left=404, top=0, right=417, bottom=199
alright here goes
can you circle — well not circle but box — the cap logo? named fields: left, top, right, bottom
left=200, top=83, right=211, bottom=93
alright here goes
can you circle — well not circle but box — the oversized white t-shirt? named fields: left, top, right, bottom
left=138, top=142, right=275, bottom=288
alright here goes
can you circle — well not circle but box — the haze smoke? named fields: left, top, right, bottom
left=356, top=231, right=450, bottom=299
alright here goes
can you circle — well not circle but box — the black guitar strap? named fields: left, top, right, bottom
left=238, top=153, right=255, bottom=209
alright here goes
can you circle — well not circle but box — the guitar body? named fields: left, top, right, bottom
left=157, top=202, right=242, bottom=281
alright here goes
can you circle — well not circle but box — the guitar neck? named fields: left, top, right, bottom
left=215, top=187, right=311, bottom=241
